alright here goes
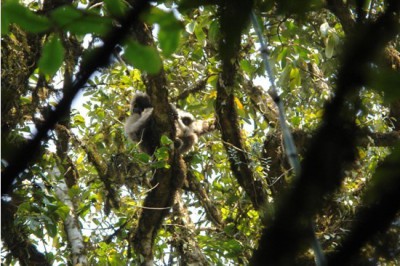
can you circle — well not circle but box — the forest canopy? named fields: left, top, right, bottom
left=1, top=0, right=400, bottom=265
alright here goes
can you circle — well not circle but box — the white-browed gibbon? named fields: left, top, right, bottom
left=124, top=92, right=214, bottom=154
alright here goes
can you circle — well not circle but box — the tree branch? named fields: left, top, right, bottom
left=186, top=170, right=224, bottom=228
left=328, top=144, right=400, bottom=264
left=214, top=1, right=269, bottom=210
left=1, top=197, right=51, bottom=266
left=216, top=67, right=267, bottom=209
left=2, top=0, right=150, bottom=195
left=129, top=17, right=187, bottom=266
left=251, top=1, right=400, bottom=264
left=170, top=191, right=210, bottom=265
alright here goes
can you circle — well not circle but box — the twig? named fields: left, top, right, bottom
left=2, top=0, right=150, bottom=195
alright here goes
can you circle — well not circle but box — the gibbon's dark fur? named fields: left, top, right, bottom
left=125, top=92, right=214, bottom=154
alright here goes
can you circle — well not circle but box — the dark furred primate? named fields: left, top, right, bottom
left=124, top=92, right=214, bottom=154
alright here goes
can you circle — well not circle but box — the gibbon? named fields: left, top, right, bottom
left=124, top=92, right=214, bottom=154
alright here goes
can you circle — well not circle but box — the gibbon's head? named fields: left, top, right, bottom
left=179, top=111, right=195, bottom=126
left=130, top=92, right=152, bottom=114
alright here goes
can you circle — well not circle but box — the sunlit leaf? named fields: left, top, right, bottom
left=194, top=23, right=206, bottom=42
left=320, top=21, right=330, bottom=37
left=207, top=74, right=218, bottom=88
left=289, top=67, right=301, bottom=89
left=277, top=47, right=288, bottom=67
left=185, top=21, right=195, bottom=34
left=74, top=114, right=86, bottom=126
left=240, top=59, right=255, bottom=76
left=325, top=34, right=335, bottom=59
left=160, top=135, right=173, bottom=145
left=234, top=97, right=244, bottom=110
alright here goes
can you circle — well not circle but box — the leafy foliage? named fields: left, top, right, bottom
left=1, top=0, right=400, bottom=265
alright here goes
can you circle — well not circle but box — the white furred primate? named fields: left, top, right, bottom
left=124, top=92, right=214, bottom=154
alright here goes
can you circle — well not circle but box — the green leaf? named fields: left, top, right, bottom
left=240, top=59, right=255, bottom=76
left=325, top=34, right=335, bottom=59
left=104, top=0, right=127, bottom=18
left=178, top=0, right=218, bottom=10
left=185, top=21, right=195, bottom=34
left=207, top=75, right=218, bottom=88
left=276, top=47, right=288, bottom=67
left=1, top=5, right=11, bottom=34
left=135, top=152, right=151, bottom=163
left=277, top=0, right=324, bottom=14
left=50, top=6, right=82, bottom=28
left=124, top=40, right=162, bottom=74
left=194, top=23, right=206, bottom=42
left=73, top=114, right=86, bottom=126
left=145, top=8, right=183, bottom=56
left=50, top=6, right=112, bottom=36
left=289, top=67, right=301, bottom=89
left=38, top=36, right=65, bottom=77
left=2, top=1, right=51, bottom=34
left=55, top=205, right=70, bottom=220
left=208, top=20, right=220, bottom=45
left=370, top=70, right=400, bottom=103
left=160, top=135, right=173, bottom=145
left=46, top=222, right=58, bottom=238
left=158, top=27, right=181, bottom=57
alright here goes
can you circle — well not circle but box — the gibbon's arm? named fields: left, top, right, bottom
left=125, top=92, right=153, bottom=143
left=192, top=119, right=215, bottom=136
left=174, top=109, right=215, bottom=153
left=124, top=107, right=153, bottom=142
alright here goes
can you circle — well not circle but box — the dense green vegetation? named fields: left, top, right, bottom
left=2, top=0, right=400, bottom=265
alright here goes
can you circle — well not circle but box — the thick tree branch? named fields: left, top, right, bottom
left=251, top=2, right=400, bottom=265
left=54, top=180, right=87, bottom=265
left=243, top=82, right=288, bottom=196
left=56, top=125, right=120, bottom=213
left=172, top=76, right=209, bottom=102
left=328, top=144, right=400, bottom=264
left=292, top=130, right=400, bottom=150
left=170, top=192, right=210, bottom=265
left=215, top=1, right=268, bottom=210
left=129, top=18, right=187, bottom=265
left=216, top=67, right=267, bottom=210
left=1, top=26, right=42, bottom=134
left=53, top=41, right=88, bottom=264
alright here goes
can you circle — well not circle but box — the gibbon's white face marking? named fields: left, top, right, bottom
left=124, top=92, right=214, bottom=154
